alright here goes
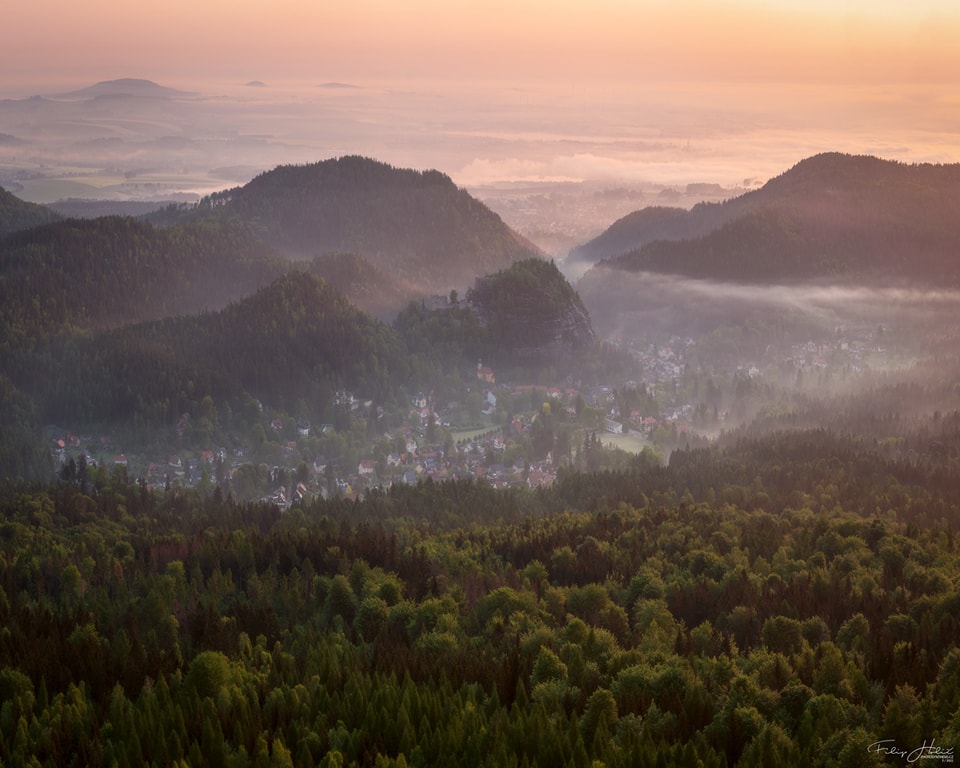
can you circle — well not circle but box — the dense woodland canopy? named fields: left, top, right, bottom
left=25, top=272, right=409, bottom=435
left=467, top=259, right=596, bottom=357
left=1, top=418, right=959, bottom=766
left=304, top=253, right=415, bottom=321
left=0, top=187, right=61, bottom=236
left=0, top=261, right=614, bottom=478
left=0, top=215, right=283, bottom=340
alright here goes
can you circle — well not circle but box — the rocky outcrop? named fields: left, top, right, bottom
left=467, top=258, right=597, bottom=361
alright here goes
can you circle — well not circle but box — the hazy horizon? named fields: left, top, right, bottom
left=2, top=1, right=959, bottom=197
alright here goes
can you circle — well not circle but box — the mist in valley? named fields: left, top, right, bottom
left=3, top=73, right=960, bottom=472
left=581, top=269, right=960, bottom=347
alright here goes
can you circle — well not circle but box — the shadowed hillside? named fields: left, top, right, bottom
left=195, top=156, right=543, bottom=294
left=306, top=252, right=420, bottom=320
left=577, top=153, right=960, bottom=342
left=0, top=187, right=61, bottom=235
left=0, top=216, right=284, bottom=339
left=30, top=272, right=409, bottom=435
left=573, top=153, right=960, bottom=285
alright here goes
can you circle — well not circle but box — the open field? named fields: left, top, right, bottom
left=598, top=430, right=652, bottom=454
left=9, top=171, right=227, bottom=203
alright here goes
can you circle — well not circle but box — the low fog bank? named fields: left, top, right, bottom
left=575, top=269, right=960, bottom=456
left=579, top=269, right=960, bottom=358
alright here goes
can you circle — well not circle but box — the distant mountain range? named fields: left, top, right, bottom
left=52, top=78, right=197, bottom=100
left=573, top=153, right=960, bottom=286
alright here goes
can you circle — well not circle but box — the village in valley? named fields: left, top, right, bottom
left=46, top=322, right=892, bottom=507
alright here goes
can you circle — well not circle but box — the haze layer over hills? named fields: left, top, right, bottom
left=180, top=156, right=543, bottom=295
left=5, top=151, right=960, bottom=477
left=574, top=153, right=960, bottom=342
left=0, top=162, right=596, bottom=478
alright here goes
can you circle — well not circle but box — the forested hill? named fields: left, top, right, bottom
left=0, top=186, right=61, bottom=235
left=29, top=272, right=408, bottom=437
left=575, top=153, right=960, bottom=285
left=2, top=415, right=960, bottom=764
left=397, top=258, right=604, bottom=378
left=0, top=215, right=284, bottom=339
left=193, top=156, right=543, bottom=293
left=467, top=258, right=597, bottom=358
left=567, top=205, right=709, bottom=271
left=305, top=252, right=419, bottom=320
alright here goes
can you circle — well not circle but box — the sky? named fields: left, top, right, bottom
left=2, top=1, right=959, bottom=188
left=6, top=1, right=960, bottom=85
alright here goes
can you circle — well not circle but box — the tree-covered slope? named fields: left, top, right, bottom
left=2, top=412, right=960, bottom=765
left=32, top=272, right=409, bottom=433
left=576, top=153, right=960, bottom=285
left=467, top=258, right=597, bottom=357
left=0, top=186, right=61, bottom=235
left=394, top=257, right=630, bottom=387
left=0, top=216, right=284, bottom=340
left=197, top=156, right=543, bottom=293
left=567, top=205, right=701, bottom=270
left=306, top=252, right=419, bottom=320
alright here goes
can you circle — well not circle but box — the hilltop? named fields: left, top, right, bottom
left=189, top=156, right=543, bottom=295
left=394, top=257, right=602, bottom=376
left=574, top=153, right=960, bottom=285
left=52, top=78, right=196, bottom=100
left=467, top=258, right=597, bottom=361
left=576, top=153, right=960, bottom=341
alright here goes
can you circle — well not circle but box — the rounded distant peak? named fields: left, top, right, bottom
left=53, top=78, right=195, bottom=99
left=97, top=77, right=161, bottom=88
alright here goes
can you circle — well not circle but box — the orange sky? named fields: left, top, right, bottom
left=2, top=1, right=959, bottom=188
left=5, top=1, right=959, bottom=87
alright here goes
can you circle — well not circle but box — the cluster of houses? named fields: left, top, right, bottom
left=48, top=322, right=895, bottom=510
left=255, top=427, right=562, bottom=509
left=48, top=410, right=565, bottom=510
left=48, top=347, right=684, bottom=504
left=628, top=338, right=693, bottom=386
